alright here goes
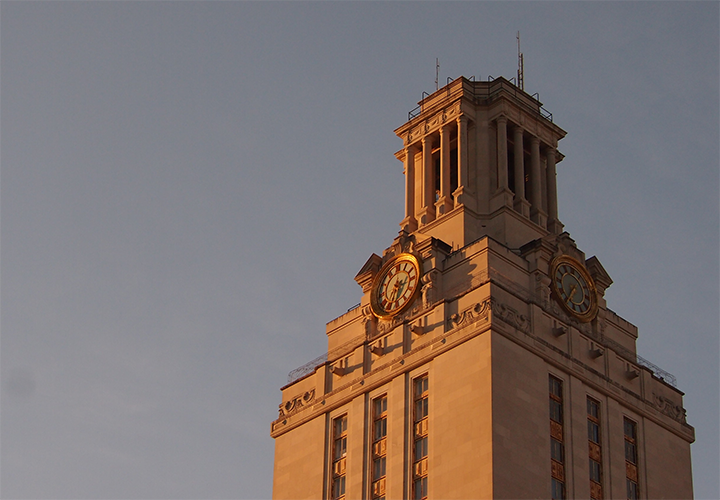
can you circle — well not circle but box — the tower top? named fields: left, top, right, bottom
left=394, top=76, right=565, bottom=250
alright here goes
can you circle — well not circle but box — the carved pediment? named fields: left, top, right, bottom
left=354, top=253, right=383, bottom=292
left=586, top=256, right=613, bottom=294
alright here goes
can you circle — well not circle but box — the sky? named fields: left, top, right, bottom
left=1, top=1, right=718, bottom=499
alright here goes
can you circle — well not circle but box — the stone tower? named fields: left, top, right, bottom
left=271, top=76, right=694, bottom=500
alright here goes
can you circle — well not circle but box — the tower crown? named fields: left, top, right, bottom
left=272, top=76, right=694, bottom=500
left=394, top=76, right=566, bottom=250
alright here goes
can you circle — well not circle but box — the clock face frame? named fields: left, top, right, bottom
left=550, top=255, right=598, bottom=323
left=370, top=253, right=422, bottom=319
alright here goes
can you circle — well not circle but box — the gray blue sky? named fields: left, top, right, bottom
left=1, top=2, right=718, bottom=499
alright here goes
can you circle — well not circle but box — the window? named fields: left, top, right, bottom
left=627, top=479, right=639, bottom=500
left=549, top=376, right=565, bottom=499
left=624, top=418, right=638, bottom=464
left=587, top=397, right=603, bottom=499
left=371, top=396, right=387, bottom=500
left=589, top=459, right=602, bottom=482
left=332, top=415, right=347, bottom=500
left=551, top=438, right=564, bottom=462
left=624, top=417, right=639, bottom=500
left=550, top=377, right=563, bottom=422
left=588, top=420, right=600, bottom=444
left=413, top=375, right=429, bottom=500
left=551, top=477, right=566, bottom=500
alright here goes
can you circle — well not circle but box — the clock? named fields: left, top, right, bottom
left=550, top=255, right=598, bottom=322
left=370, top=253, right=422, bottom=319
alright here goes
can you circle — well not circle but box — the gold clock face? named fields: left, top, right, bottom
left=550, top=256, right=598, bottom=322
left=370, top=253, right=421, bottom=319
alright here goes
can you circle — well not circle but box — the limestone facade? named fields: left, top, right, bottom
left=271, top=77, right=694, bottom=499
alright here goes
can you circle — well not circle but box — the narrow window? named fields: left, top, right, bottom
left=624, top=417, right=640, bottom=500
left=450, top=146, right=458, bottom=194
left=433, top=154, right=441, bottom=202
left=413, top=375, right=429, bottom=500
left=371, top=396, right=388, bottom=500
left=587, top=397, right=603, bottom=499
left=549, top=376, right=565, bottom=500
left=331, top=415, right=347, bottom=500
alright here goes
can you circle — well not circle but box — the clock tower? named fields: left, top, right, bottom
left=271, top=77, right=694, bottom=500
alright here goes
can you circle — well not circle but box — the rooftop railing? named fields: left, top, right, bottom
left=407, top=75, right=553, bottom=123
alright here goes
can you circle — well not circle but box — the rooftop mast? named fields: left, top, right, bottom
left=517, top=31, right=524, bottom=91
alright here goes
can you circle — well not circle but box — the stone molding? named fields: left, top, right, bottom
left=449, top=298, right=492, bottom=330
left=278, top=389, right=315, bottom=419
left=448, top=297, right=530, bottom=334
left=653, top=392, right=687, bottom=424
left=406, top=102, right=461, bottom=144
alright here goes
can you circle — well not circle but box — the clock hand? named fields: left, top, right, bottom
left=566, top=284, right=578, bottom=303
left=389, top=280, right=402, bottom=301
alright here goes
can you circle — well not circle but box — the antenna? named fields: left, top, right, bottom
left=435, top=58, right=439, bottom=91
left=517, top=32, right=524, bottom=91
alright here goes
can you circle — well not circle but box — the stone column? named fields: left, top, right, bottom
left=497, top=116, right=509, bottom=192
left=401, top=144, right=418, bottom=232
left=513, top=126, right=530, bottom=217
left=419, top=135, right=435, bottom=225
left=435, top=126, right=453, bottom=216
left=453, top=115, right=470, bottom=207
left=490, top=116, right=513, bottom=210
left=530, top=137, right=547, bottom=228
left=546, top=147, right=563, bottom=234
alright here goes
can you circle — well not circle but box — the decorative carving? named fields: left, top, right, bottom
left=449, top=298, right=492, bottom=329
left=278, top=389, right=315, bottom=418
left=362, top=306, right=377, bottom=339
left=653, top=393, right=687, bottom=423
left=551, top=460, right=565, bottom=482
left=387, top=231, right=415, bottom=259
left=494, top=300, right=531, bottom=334
left=626, top=462, right=638, bottom=482
left=421, top=270, right=439, bottom=309
left=448, top=298, right=530, bottom=334
left=377, top=313, right=406, bottom=336
left=535, top=273, right=551, bottom=307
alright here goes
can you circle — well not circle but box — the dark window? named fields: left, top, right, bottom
left=332, top=415, right=348, bottom=500
left=413, top=376, right=429, bottom=500
left=450, top=148, right=458, bottom=194
left=414, top=436, right=428, bottom=459
left=550, top=399, right=563, bottom=422
left=624, top=418, right=638, bottom=464
left=627, top=479, right=639, bottom=500
left=415, top=398, right=429, bottom=421
left=624, top=418, right=639, bottom=500
left=332, top=476, right=345, bottom=499
left=551, top=477, right=566, bottom=500
left=334, top=435, right=346, bottom=458
left=588, top=398, right=600, bottom=419
left=371, top=395, right=387, bottom=498
left=588, top=420, right=600, bottom=443
left=549, top=376, right=565, bottom=499
left=549, top=377, right=563, bottom=398
left=373, top=456, right=386, bottom=479
left=590, top=459, right=602, bottom=482
left=587, top=397, right=603, bottom=499
left=413, top=477, right=428, bottom=500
